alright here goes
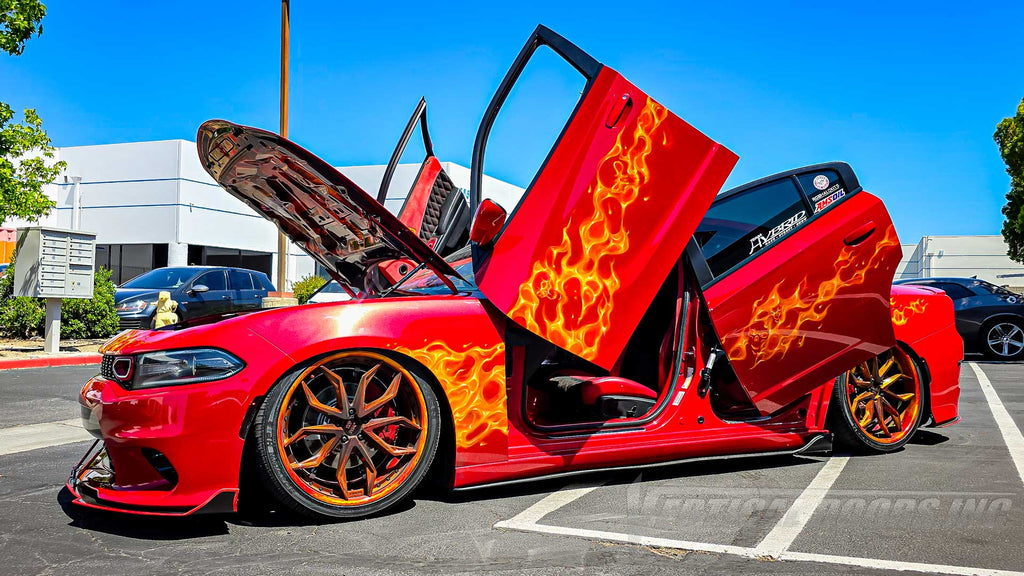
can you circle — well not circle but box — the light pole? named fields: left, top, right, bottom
left=276, top=0, right=290, bottom=292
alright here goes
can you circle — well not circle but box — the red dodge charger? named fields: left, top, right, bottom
left=69, top=25, right=961, bottom=520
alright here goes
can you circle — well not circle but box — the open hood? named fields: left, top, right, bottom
left=197, top=120, right=461, bottom=297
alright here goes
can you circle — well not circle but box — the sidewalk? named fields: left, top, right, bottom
left=0, top=337, right=103, bottom=369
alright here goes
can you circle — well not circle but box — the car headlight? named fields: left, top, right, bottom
left=116, top=299, right=151, bottom=313
left=130, top=348, right=245, bottom=389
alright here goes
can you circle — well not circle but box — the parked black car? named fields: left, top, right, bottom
left=114, top=266, right=275, bottom=330
left=894, top=277, right=1024, bottom=360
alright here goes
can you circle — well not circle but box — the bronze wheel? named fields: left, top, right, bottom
left=830, top=347, right=924, bottom=452
left=254, top=351, right=440, bottom=518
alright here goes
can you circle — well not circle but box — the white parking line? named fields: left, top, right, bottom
left=968, top=362, right=1024, bottom=486
left=753, top=456, right=848, bottom=557
left=496, top=459, right=1024, bottom=576
left=0, top=419, right=93, bottom=456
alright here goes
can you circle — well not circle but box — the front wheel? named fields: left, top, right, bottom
left=829, top=347, right=924, bottom=453
left=253, top=351, right=440, bottom=519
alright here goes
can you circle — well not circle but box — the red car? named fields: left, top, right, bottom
left=69, top=26, right=961, bottom=519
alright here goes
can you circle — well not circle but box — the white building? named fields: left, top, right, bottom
left=2, top=140, right=522, bottom=290
left=895, top=235, right=1024, bottom=290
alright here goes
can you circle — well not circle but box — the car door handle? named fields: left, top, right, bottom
left=222, top=295, right=231, bottom=300
left=844, top=222, right=876, bottom=246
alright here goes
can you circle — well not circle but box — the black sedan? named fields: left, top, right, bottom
left=894, top=277, right=1024, bottom=360
left=115, top=266, right=275, bottom=330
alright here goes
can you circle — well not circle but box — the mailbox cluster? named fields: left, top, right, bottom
left=13, top=227, right=97, bottom=299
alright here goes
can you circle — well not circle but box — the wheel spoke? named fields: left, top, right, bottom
left=291, top=435, right=342, bottom=470
left=284, top=423, right=345, bottom=447
left=320, top=367, right=351, bottom=415
left=850, top=390, right=873, bottom=409
left=335, top=437, right=357, bottom=499
left=363, top=416, right=421, bottom=457
left=878, top=356, right=896, bottom=377
left=858, top=397, right=875, bottom=427
left=883, top=388, right=915, bottom=403
left=873, top=397, right=890, bottom=437
left=352, top=363, right=381, bottom=417
left=880, top=373, right=904, bottom=389
left=301, top=380, right=346, bottom=419
left=881, top=397, right=902, bottom=432
left=360, top=373, right=403, bottom=417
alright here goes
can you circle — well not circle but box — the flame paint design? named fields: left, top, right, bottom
left=728, top=228, right=900, bottom=366
left=507, top=97, right=668, bottom=361
left=99, top=330, right=148, bottom=354
left=394, top=342, right=506, bottom=450
left=891, top=298, right=928, bottom=326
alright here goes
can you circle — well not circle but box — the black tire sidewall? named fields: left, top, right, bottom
left=253, top=358, right=442, bottom=519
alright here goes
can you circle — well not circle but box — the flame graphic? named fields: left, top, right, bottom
left=728, top=228, right=900, bottom=366
left=507, top=97, right=668, bottom=361
left=394, top=342, right=506, bottom=450
left=891, top=298, right=928, bottom=326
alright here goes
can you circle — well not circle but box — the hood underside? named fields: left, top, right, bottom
left=197, top=120, right=460, bottom=297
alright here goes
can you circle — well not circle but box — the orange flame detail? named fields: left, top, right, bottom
left=891, top=298, right=928, bottom=326
left=728, top=228, right=900, bottom=366
left=507, top=97, right=668, bottom=360
left=394, top=342, right=506, bottom=450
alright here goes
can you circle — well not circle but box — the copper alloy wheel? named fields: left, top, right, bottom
left=845, top=348, right=921, bottom=445
left=275, top=352, right=428, bottom=506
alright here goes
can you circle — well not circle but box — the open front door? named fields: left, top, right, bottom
left=377, top=98, right=470, bottom=257
left=693, top=164, right=903, bottom=415
left=470, top=26, right=738, bottom=370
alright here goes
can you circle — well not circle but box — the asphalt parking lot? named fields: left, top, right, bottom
left=1, top=360, right=1022, bottom=576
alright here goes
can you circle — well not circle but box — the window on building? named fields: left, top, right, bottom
left=695, top=178, right=808, bottom=278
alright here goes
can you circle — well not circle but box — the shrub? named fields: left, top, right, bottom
left=293, top=273, right=327, bottom=304
left=0, top=251, right=120, bottom=339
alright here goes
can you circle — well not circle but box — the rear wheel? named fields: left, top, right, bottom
left=829, top=347, right=923, bottom=453
left=254, top=351, right=440, bottom=518
left=981, top=319, right=1024, bottom=360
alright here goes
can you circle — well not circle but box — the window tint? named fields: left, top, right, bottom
left=228, top=269, right=253, bottom=290
left=196, top=271, right=226, bottom=291
left=933, top=282, right=973, bottom=299
left=696, top=178, right=808, bottom=278
left=797, top=169, right=847, bottom=214
left=972, top=280, right=1016, bottom=297
left=255, top=273, right=274, bottom=291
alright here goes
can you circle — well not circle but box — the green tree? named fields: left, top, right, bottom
left=0, top=0, right=64, bottom=227
left=996, top=98, right=1024, bottom=263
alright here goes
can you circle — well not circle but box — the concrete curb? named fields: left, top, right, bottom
left=0, top=353, right=102, bottom=370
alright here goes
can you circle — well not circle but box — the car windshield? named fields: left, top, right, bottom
left=393, top=245, right=476, bottom=295
left=121, top=268, right=195, bottom=289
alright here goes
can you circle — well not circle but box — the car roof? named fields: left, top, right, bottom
left=151, top=266, right=269, bottom=276
left=895, top=277, right=982, bottom=285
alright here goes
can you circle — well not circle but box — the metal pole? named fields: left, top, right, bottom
left=44, top=297, right=61, bottom=353
left=276, top=0, right=290, bottom=292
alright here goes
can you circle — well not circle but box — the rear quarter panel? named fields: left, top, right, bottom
left=890, top=285, right=962, bottom=425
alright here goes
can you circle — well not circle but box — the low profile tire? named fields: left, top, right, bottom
left=253, top=351, right=440, bottom=519
left=829, top=347, right=924, bottom=453
left=980, top=319, right=1024, bottom=361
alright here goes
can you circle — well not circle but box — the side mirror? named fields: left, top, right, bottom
left=469, top=199, right=507, bottom=246
left=189, top=284, right=209, bottom=295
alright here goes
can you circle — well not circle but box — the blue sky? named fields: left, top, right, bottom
left=2, top=1, right=1022, bottom=242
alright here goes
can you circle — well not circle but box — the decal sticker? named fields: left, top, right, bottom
left=508, top=97, right=668, bottom=361
left=813, top=174, right=830, bottom=190
left=749, top=211, right=807, bottom=255
left=394, top=342, right=506, bottom=450
left=814, top=189, right=846, bottom=213
left=890, top=297, right=928, bottom=326
left=728, top=228, right=900, bottom=367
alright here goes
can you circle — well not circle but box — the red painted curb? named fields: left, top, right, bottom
left=0, top=354, right=102, bottom=370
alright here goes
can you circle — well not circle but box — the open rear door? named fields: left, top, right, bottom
left=470, top=26, right=738, bottom=370
left=377, top=98, right=471, bottom=257
left=693, top=164, right=902, bottom=415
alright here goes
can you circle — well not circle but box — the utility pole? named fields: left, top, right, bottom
left=276, top=0, right=290, bottom=292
